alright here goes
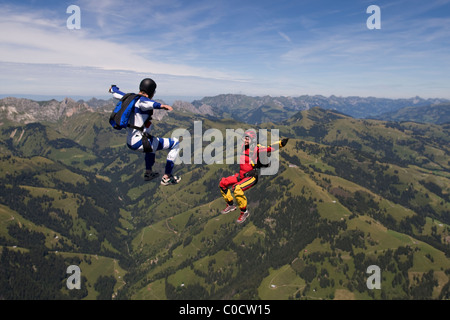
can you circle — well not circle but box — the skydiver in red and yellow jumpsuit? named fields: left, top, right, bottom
left=219, top=130, right=289, bottom=223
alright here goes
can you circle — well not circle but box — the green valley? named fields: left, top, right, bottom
left=0, top=98, right=449, bottom=300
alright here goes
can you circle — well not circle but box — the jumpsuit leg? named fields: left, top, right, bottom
left=233, top=176, right=258, bottom=211
left=219, top=174, right=239, bottom=204
left=127, top=132, right=180, bottom=176
left=152, top=137, right=180, bottom=176
left=145, top=152, right=156, bottom=171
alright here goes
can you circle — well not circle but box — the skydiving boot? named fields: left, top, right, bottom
left=221, top=203, right=237, bottom=214
left=161, top=175, right=181, bottom=185
left=236, top=209, right=249, bottom=224
left=144, top=170, right=159, bottom=181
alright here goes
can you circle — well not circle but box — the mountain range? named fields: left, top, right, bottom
left=2, top=94, right=448, bottom=126
left=373, top=103, right=450, bottom=125
left=0, top=94, right=449, bottom=300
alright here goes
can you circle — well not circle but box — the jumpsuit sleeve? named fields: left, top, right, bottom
left=259, top=145, right=276, bottom=153
left=136, top=96, right=162, bottom=111
left=268, top=140, right=285, bottom=150
left=109, top=85, right=125, bottom=99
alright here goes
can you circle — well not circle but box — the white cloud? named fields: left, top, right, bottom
left=0, top=4, right=248, bottom=83
left=278, top=32, right=292, bottom=43
left=0, top=6, right=245, bottom=98
left=1, top=1, right=449, bottom=99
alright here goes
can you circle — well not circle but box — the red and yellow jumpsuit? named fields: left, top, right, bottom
left=219, top=142, right=281, bottom=212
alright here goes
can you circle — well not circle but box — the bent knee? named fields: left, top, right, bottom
left=171, top=137, right=179, bottom=148
left=233, top=184, right=243, bottom=195
left=219, top=178, right=228, bottom=189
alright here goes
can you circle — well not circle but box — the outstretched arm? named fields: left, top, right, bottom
left=109, top=85, right=173, bottom=111
left=109, top=85, right=125, bottom=99
left=266, top=138, right=289, bottom=151
left=141, top=100, right=172, bottom=111
left=161, top=105, right=173, bottom=111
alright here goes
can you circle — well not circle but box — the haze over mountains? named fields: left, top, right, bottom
left=0, top=93, right=449, bottom=300
left=1, top=94, right=448, bottom=125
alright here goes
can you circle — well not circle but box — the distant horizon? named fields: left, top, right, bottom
left=1, top=93, right=449, bottom=106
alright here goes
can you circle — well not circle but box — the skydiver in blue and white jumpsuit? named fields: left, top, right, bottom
left=109, top=78, right=181, bottom=185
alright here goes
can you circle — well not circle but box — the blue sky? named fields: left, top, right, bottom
left=0, top=0, right=449, bottom=100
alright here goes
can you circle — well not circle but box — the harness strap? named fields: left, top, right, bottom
left=128, top=124, right=144, bottom=131
left=141, top=132, right=154, bottom=153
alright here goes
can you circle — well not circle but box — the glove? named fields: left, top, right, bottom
left=109, top=85, right=118, bottom=93
left=280, top=138, right=289, bottom=148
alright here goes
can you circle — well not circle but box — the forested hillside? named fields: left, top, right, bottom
left=0, top=99, right=449, bottom=300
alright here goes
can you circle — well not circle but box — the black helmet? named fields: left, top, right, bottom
left=139, top=78, right=157, bottom=96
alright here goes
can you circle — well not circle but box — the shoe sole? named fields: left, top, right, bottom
left=221, top=207, right=237, bottom=214
left=236, top=212, right=249, bottom=224
left=160, top=177, right=181, bottom=185
left=145, top=173, right=159, bottom=181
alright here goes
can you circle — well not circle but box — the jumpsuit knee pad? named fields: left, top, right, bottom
left=233, top=184, right=247, bottom=210
left=219, top=178, right=228, bottom=189
left=220, top=186, right=234, bottom=204
left=167, top=137, right=180, bottom=162
left=171, top=137, right=179, bottom=148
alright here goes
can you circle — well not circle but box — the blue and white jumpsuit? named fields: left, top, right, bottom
left=110, top=86, right=180, bottom=176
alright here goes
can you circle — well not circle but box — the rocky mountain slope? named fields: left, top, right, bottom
left=2, top=94, right=448, bottom=127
